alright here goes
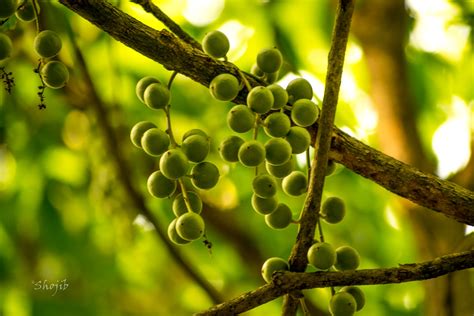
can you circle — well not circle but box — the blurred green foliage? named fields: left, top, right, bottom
left=0, top=0, right=472, bottom=315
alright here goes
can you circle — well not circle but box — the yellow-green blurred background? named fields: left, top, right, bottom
left=0, top=0, right=473, bottom=315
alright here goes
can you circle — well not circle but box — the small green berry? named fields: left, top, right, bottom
left=136, top=76, right=160, bottom=103
left=41, top=61, right=69, bottom=89
left=210, top=73, right=240, bottom=101
left=34, top=30, right=62, bottom=58
left=203, top=30, right=230, bottom=59
left=147, top=170, right=177, bottom=198
left=282, top=171, right=307, bottom=196
left=256, top=48, right=283, bottom=73
left=265, top=203, right=292, bottom=229
left=261, top=257, right=289, bottom=283
left=238, top=140, right=266, bottom=167
left=144, top=82, right=171, bottom=110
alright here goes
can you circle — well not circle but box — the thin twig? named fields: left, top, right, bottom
left=196, top=250, right=474, bottom=315
left=130, top=0, right=202, bottom=50
left=283, top=1, right=355, bottom=314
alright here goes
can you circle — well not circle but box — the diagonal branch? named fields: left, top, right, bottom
left=129, top=0, right=202, bottom=50
left=58, top=0, right=473, bottom=225
left=195, top=250, right=474, bottom=315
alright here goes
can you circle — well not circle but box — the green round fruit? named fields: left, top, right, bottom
left=141, top=128, right=170, bottom=156
left=291, top=99, right=319, bottom=127
left=182, top=134, right=209, bottom=163
left=130, top=121, right=156, bottom=148
left=16, top=0, right=37, bottom=22
left=266, top=157, right=294, bottom=178
left=136, top=76, right=160, bottom=103
left=0, top=0, right=17, bottom=19
left=335, top=246, right=360, bottom=271
left=0, top=33, right=13, bottom=61
left=202, top=30, right=229, bottom=58
left=172, top=191, right=203, bottom=217
left=168, top=218, right=191, bottom=245
left=307, top=242, right=336, bottom=270
left=227, top=104, right=255, bottom=133
left=264, top=112, right=291, bottom=138
left=256, top=48, right=283, bottom=73
left=268, top=84, right=288, bottom=109
left=159, top=149, right=189, bottom=179
left=247, top=86, right=274, bottom=114
left=285, top=126, right=311, bottom=154
left=218, top=135, right=244, bottom=162
left=251, top=63, right=264, bottom=77
left=252, top=174, right=277, bottom=198
left=265, top=138, right=292, bottom=166
left=176, top=213, right=205, bottom=241
left=209, top=73, right=240, bottom=101
left=147, top=170, right=177, bottom=198
left=182, top=129, right=207, bottom=142
left=340, top=286, right=365, bottom=311
left=251, top=193, right=278, bottom=215
left=41, top=61, right=69, bottom=89
left=282, top=171, right=307, bottom=196
left=238, top=140, right=265, bottom=167
left=261, top=257, right=289, bottom=283
left=265, top=203, right=292, bottom=229
left=191, top=161, right=220, bottom=189
left=329, top=292, right=357, bottom=316
left=286, top=78, right=313, bottom=104
left=34, top=30, right=62, bottom=58
left=321, top=197, right=345, bottom=224
left=144, top=82, right=171, bottom=110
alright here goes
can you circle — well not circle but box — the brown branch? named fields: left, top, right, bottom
left=129, top=0, right=202, bottom=50
left=327, top=129, right=474, bottom=225
left=283, top=1, right=355, bottom=314
left=196, top=250, right=474, bottom=315
left=64, top=22, right=223, bottom=304
left=275, top=250, right=474, bottom=290
left=57, top=0, right=473, bottom=224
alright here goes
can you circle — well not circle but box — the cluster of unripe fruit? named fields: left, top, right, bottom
left=260, top=197, right=364, bottom=315
left=1, top=0, right=38, bottom=63
left=130, top=76, right=220, bottom=245
left=34, top=29, right=69, bottom=89
left=0, top=0, right=69, bottom=91
left=202, top=31, right=321, bottom=230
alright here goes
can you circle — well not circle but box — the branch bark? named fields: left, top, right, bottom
left=283, top=0, right=354, bottom=313
left=58, top=0, right=474, bottom=226
left=196, top=250, right=474, bottom=315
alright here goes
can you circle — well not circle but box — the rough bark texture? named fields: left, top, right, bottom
left=196, top=250, right=474, bottom=315
left=283, top=1, right=354, bottom=314
left=327, top=129, right=474, bottom=225
left=59, top=0, right=474, bottom=226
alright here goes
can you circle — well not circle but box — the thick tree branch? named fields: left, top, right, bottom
left=58, top=0, right=473, bottom=225
left=283, top=0, right=354, bottom=314
left=196, top=250, right=474, bottom=315
left=327, top=129, right=474, bottom=225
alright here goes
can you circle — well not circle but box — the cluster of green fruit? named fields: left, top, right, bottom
left=202, top=31, right=321, bottom=230
left=34, top=30, right=69, bottom=89
left=0, top=0, right=37, bottom=22
left=0, top=0, right=39, bottom=63
left=261, top=197, right=365, bottom=315
left=130, top=76, right=220, bottom=245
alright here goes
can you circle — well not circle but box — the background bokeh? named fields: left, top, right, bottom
left=0, top=0, right=472, bottom=315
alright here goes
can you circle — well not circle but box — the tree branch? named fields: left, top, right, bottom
left=283, top=0, right=354, bottom=313
left=196, top=250, right=474, bottom=315
left=58, top=0, right=473, bottom=224
left=129, top=0, right=202, bottom=50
